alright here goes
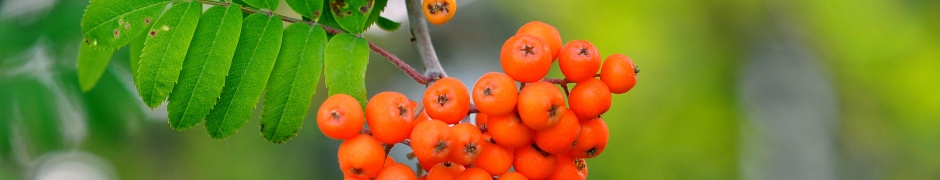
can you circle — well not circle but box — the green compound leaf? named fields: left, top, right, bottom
left=324, top=33, right=368, bottom=106
left=205, top=14, right=284, bottom=139
left=129, top=33, right=145, bottom=81
left=77, top=41, right=116, bottom=92
left=167, top=5, right=244, bottom=130
left=129, top=20, right=154, bottom=83
left=80, top=0, right=169, bottom=50
left=317, top=0, right=342, bottom=29
left=260, top=23, right=328, bottom=143
left=375, top=16, right=400, bottom=31
left=242, top=0, right=279, bottom=11
left=329, top=0, right=374, bottom=34
left=286, top=0, right=324, bottom=21
left=135, top=2, right=202, bottom=109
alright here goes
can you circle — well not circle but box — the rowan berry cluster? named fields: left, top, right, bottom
left=316, top=21, right=638, bottom=180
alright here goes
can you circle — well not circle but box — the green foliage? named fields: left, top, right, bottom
left=167, top=5, right=244, bottom=130
left=80, top=0, right=169, bottom=50
left=376, top=16, right=401, bottom=31
left=129, top=31, right=147, bottom=81
left=329, top=0, right=375, bottom=34
left=135, top=2, right=202, bottom=108
left=77, top=41, right=115, bottom=92
left=205, top=14, right=284, bottom=139
left=324, top=33, right=369, bottom=106
left=365, top=0, right=389, bottom=30
left=260, top=23, right=328, bottom=143
left=242, top=0, right=280, bottom=11
left=286, top=0, right=325, bottom=21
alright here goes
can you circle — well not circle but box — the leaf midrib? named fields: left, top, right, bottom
left=268, top=26, right=316, bottom=139
left=211, top=16, right=274, bottom=136
left=178, top=6, right=235, bottom=126
left=153, top=2, right=197, bottom=121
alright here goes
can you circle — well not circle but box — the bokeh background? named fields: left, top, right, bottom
left=2, top=0, right=940, bottom=179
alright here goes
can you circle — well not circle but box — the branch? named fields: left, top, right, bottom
left=197, top=0, right=431, bottom=84
left=369, top=42, right=431, bottom=84
left=406, top=0, right=447, bottom=79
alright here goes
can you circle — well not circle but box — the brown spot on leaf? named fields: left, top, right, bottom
left=125, top=22, right=131, bottom=30
left=359, top=6, right=369, bottom=13
left=114, top=29, right=120, bottom=38
left=84, top=39, right=89, bottom=44
left=149, top=30, right=157, bottom=37
left=330, top=0, right=347, bottom=18
left=145, top=17, right=151, bottom=24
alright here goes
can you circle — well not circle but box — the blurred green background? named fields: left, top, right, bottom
left=2, top=0, right=939, bottom=179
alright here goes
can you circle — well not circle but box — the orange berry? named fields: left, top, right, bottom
left=516, top=21, right=562, bottom=60
left=517, top=82, right=566, bottom=130
left=568, top=78, right=612, bottom=119
left=500, top=34, right=553, bottom=83
left=427, top=162, right=465, bottom=180
left=317, top=94, right=365, bottom=140
left=546, top=154, right=588, bottom=180
left=474, top=113, right=488, bottom=129
left=375, top=163, right=418, bottom=180
left=456, top=167, right=492, bottom=180
left=423, top=77, right=471, bottom=124
left=473, top=134, right=513, bottom=176
left=487, top=113, right=533, bottom=148
left=570, top=118, right=609, bottom=158
left=383, top=156, right=396, bottom=168
left=411, top=120, right=453, bottom=165
left=472, top=72, right=519, bottom=116
left=423, top=0, right=457, bottom=25
left=558, top=40, right=601, bottom=82
left=534, top=109, right=581, bottom=154
left=367, top=92, right=416, bottom=144
left=497, top=172, right=528, bottom=180
left=449, top=123, right=484, bottom=165
left=600, top=54, right=638, bottom=94
left=513, top=144, right=556, bottom=179
left=338, top=134, right=386, bottom=179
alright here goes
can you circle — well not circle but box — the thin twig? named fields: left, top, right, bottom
left=369, top=42, right=431, bottom=84
left=406, top=0, right=447, bottom=79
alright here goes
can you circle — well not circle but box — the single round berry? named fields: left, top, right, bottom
left=487, top=113, right=533, bottom=148
left=513, top=144, right=557, bottom=179
left=516, top=21, right=563, bottom=60
left=535, top=109, right=581, bottom=154
left=568, top=78, right=612, bottom=119
left=570, top=117, right=609, bottom=158
left=317, top=94, right=365, bottom=140
left=449, top=122, right=484, bottom=165
left=474, top=113, right=488, bottom=130
left=427, top=162, right=465, bottom=179
left=472, top=72, right=519, bottom=116
left=423, top=77, right=471, bottom=124
left=473, top=134, right=513, bottom=176
left=546, top=154, right=588, bottom=180
left=517, top=82, right=567, bottom=130
left=423, top=0, right=457, bottom=25
left=558, top=40, right=602, bottom=82
left=338, top=134, right=385, bottom=179
left=375, top=163, right=418, bottom=180
left=456, top=167, right=492, bottom=180
left=367, top=92, right=416, bottom=144
left=500, top=34, right=553, bottom=83
left=600, top=54, right=638, bottom=94
left=411, top=120, right=454, bottom=165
